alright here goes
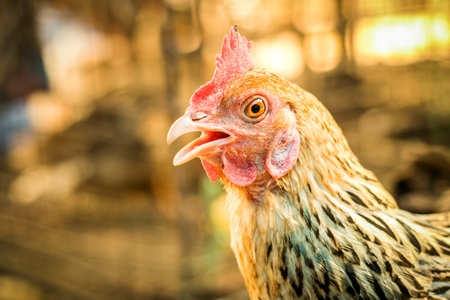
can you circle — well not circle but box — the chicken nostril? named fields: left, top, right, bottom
left=191, top=111, right=208, bottom=121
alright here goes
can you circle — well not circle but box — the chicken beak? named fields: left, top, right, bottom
left=167, top=110, right=233, bottom=166
left=167, top=110, right=196, bottom=145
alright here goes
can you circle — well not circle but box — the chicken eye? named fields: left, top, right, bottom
left=243, top=97, right=267, bottom=120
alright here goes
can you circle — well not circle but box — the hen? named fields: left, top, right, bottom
left=167, top=26, right=450, bottom=299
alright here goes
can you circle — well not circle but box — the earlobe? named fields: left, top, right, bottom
left=265, top=128, right=300, bottom=179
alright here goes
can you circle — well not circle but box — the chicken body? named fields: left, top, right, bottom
left=168, top=27, right=450, bottom=299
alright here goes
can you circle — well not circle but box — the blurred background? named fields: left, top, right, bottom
left=0, top=0, right=449, bottom=299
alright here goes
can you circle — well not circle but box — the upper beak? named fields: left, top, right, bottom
left=167, top=110, right=198, bottom=145
left=167, top=110, right=233, bottom=166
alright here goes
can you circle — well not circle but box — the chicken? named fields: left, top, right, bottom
left=167, top=26, right=450, bottom=299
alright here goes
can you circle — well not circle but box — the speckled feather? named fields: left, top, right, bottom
left=168, top=27, right=450, bottom=300
left=224, top=70, right=450, bottom=300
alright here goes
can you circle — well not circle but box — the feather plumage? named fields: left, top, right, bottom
left=168, top=26, right=450, bottom=299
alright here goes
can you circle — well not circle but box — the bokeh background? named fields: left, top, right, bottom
left=0, top=0, right=449, bottom=299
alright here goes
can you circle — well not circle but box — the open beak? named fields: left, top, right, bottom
left=167, top=110, right=233, bottom=166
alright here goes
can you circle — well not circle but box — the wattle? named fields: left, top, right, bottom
left=200, top=152, right=258, bottom=187
left=201, top=159, right=221, bottom=182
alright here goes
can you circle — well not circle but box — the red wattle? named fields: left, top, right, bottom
left=222, top=151, right=257, bottom=187
left=201, top=159, right=221, bottom=182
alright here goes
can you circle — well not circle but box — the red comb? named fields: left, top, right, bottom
left=190, top=26, right=254, bottom=113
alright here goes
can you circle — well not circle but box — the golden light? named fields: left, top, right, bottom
left=304, top=31, right=342, bottom=73
left=292, top=0, right=338, bottom=34
left=223, top=0, right=261, bottom=21
left=39, top=8, right=133, bottom=104
left=164, top=0, right=191, bottom=11
left=351, top=13, right=450, bottom=66
left=252, top=31, right=304, bottom=80
left=9, top=158, right=92, bottom=204
left=26, top=92, right=86, bottom=135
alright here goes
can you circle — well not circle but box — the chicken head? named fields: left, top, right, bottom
left=167, top=26, right=300, bottom=188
